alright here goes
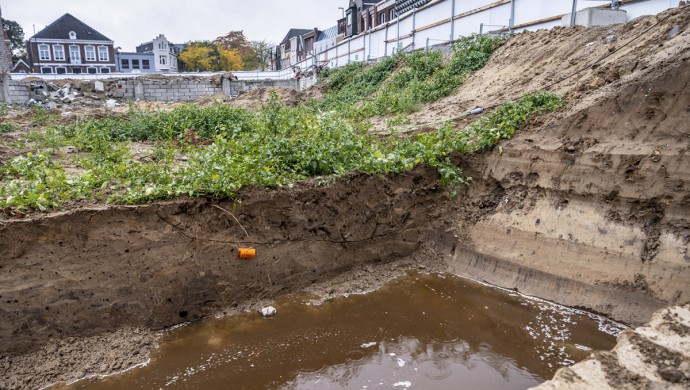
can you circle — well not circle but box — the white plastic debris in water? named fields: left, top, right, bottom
left=361, top=342, right=377, bottom=348
left=393, top=381, right=412, bottom=388
left=260, top=306, right=277, bottom=317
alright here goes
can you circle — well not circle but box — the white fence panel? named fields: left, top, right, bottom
left=280, top=0, right=678, bottom=76
left=454, top=0, right=493, bottom=15
left=621, top=0, right=677, bottom=20
left=415, top=0, right=451, bottom=27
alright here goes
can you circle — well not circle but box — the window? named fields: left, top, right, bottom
left=98, top=46, right=109, bottom=61
left=87, top=67, right=98, bottom=74
left=41, top=67, right=52, bottom=74
left=380, top=14, right=386, bottom=24
left=142, top=60, right=150, bottom=69
left=69, top=46, right=81, bottom=62
left=73, top=67, right=82, bottom=74
left=121, top=59, right=129, bottom=69
left=53, top=45, right=65, bottom=61
left=159, top=55, right=167, bottom=65
left=85, top=46, right=96, bottom=61
left=38, top=44, right=51, bottom=61
left=132, top=59, right=140, bottom=69
left=69, top=31, right=77, bottom=40
left=390, top=10, right=395, bottom=20
left=56, top=67, right=67, bottom=74
left=100, top=67, right=110, bottom=74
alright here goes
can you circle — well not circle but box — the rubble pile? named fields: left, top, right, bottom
left=27, top=80, right=121, bottom=110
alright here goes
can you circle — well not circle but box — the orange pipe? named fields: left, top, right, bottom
left=238, top=248, right=256, bottom=259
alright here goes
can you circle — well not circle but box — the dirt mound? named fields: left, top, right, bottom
left=230, top=87, right=316, bottom=108
left=370, top=6, right=690, bottom=130
left=443, top=10, right=690, bottom=326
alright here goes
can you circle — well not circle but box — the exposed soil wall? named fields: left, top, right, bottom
left=0, top=167, right=444, bottom=359
left=443, top=58, right=690, bottom=325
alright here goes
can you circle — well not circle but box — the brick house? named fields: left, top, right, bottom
left=11, top=59, right=31, bottom=73
left=343, top=0, right=401, bottom=38
left=376, top=0, right=397, bottom=26
left=272, top=28, right=311, bottom=70
left=27, top=13, right=116, bottom=74
left=338, top=0, right=427, bottom=38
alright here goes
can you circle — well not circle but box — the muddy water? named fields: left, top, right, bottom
left=62, top=274, right=622, bottom=390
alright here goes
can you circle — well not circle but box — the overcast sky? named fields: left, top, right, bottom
left=2, top=0, right=349, bottom=50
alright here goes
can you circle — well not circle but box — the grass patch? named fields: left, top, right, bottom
left=0, top=91, right=562, bottom=211
left=317, top=34, right=508, bottom=119
left=1, top=34, right=564, bottom=213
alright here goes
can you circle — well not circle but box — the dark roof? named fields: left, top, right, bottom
left=396, top=0, right=433, bottom=15
left=351, top=0, right=383, bottom=9
left=280, top=28, right=312, bottom=45
left=136, top=42, right=153, bottom=53
left=12, top=59, right=31, bottom=72
left=31, top=13, right=112, bottom=42
left=116, top=51, right=154, bottom=56
left=318, top=26, right=339, bottom=41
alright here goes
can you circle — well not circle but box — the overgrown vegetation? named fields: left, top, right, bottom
left=0, top=33, right=564, bottom=213
left=0, top=91, right=561, bottom=211
left=317, top=34, right=508, bottom=118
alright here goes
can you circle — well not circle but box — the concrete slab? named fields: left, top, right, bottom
left=562, top=8, right=628, bottom=27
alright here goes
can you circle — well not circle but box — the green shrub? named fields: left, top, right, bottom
left=1, top=91, right=562, bottom=210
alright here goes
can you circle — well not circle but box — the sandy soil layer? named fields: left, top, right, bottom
left=536, top=304, right=690, bottom=389
left=445, top=49, right=690, bottom=325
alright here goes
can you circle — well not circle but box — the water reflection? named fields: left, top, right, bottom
left=284, top=337, right=541, bottom=389
left=61, top=273, right=621, bottom=390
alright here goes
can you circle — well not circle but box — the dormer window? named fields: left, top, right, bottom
left=69, top=31, right=77, bottom=40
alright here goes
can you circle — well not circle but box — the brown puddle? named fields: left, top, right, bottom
left=57, top=273, right=622, bottom=389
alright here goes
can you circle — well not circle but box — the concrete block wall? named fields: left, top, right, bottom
left=299, top=75, right=318, bottom=91
left=0, top=77, right=47, bottom=104
left=0, top=76, right=300, bottom=104
left=111, top=78, right=223, bottom=102
left=7, top=80, right=34, bottom=103
left=109, top=77, right=298, bottom=102
left=224, top=79, right=299, bottom=97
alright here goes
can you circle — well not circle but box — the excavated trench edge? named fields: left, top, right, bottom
left=0, top=164, right=683, bottom=389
